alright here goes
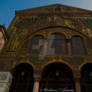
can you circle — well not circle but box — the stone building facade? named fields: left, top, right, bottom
left=0, top=4, right=92, bottom=92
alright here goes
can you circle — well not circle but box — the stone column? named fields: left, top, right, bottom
left=0, top=72, right=12, bottom=92
left=39, top=39, right=48, bottom=59
left=73, top=70, right=81, bottom=92
left=33, top=76, right=40, bottom=92
left=67, top=39, right=72, bottom=55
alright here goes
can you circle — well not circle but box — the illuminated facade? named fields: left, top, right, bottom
left=0, top=4, right=92, bottom=92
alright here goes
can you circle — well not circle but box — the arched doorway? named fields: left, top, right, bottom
left=9, top=63, right=34, bottom=92
left=40, top=63, right=75, bottom=92
left=81, top=63, right=92, bottom=92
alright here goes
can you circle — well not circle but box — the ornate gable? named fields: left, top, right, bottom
left=6, top=4, right=92, bottom=52
left=16, top=4, right=92, bottom=15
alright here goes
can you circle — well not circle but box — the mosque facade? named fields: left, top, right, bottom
left=0, top=4, right=92, bottom=92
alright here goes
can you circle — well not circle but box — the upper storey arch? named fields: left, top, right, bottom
left=6, top=4, right=92, bottom=55
left=7, top=19, right=92, bottom=53
left=22, top=26, right=88, bottom=45
left=25, top=25, right=92, bottom=40
left=19, top=26, right=91, bottom=56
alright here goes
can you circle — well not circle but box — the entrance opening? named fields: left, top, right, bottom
left=40, top=63, right=75, bottom=92
left=9, top=63, right=34, bottom=92
left=81, top=63, right=92, bottom=92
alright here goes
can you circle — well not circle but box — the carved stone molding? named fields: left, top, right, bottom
left=33, top=69, right=41, bottom=82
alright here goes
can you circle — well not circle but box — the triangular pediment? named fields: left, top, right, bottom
left=16, top=4, right=92, bottom=15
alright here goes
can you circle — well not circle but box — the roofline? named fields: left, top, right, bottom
left=16, top=3, right=92, bottom=14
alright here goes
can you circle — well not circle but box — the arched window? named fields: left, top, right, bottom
left=47, top=33, right=66, bottom=55
left=71, top=36, right=85, bottom=55
left=29, top=35, right=44, bottom=55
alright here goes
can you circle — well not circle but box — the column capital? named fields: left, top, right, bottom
left=33, top=74, right=41, bottom=82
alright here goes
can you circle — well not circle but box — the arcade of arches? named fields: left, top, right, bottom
left=29, top=34, right=86, bottom=56
left=7, top=63, right=92, bottom=92
left=1, top=31, right=92, bottom=92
